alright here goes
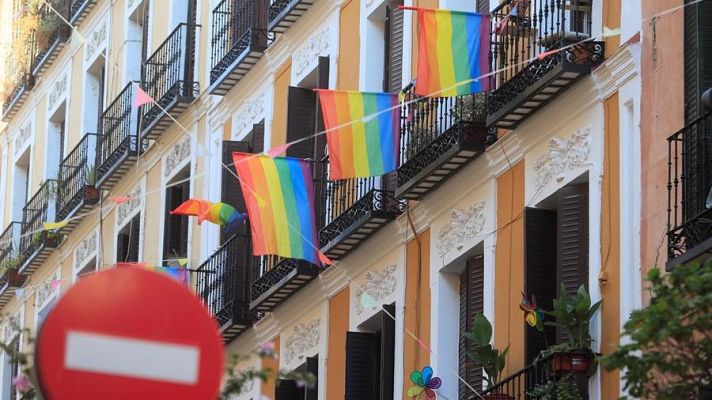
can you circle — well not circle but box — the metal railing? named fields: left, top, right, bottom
left=97, top=82, right=141, bottom=183
left=57, top=133, right=100, bottom=221
left=667, top=113, right=712, bottom=260
left=0, top=223, right=23, bottom=273
left=482, top=353, right=557, bottom=398
left=20, top=180, right=57, bottom=261
left=30, top=0, right=71, bottom=74
left=69, top=0, right=93, bottom=22
left=268, top=0, right=296, bottom=23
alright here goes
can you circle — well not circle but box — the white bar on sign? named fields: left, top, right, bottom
left=64, top=331, right=200, bottom=385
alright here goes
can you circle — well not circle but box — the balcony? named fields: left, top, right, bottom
left=209, top=0, right=269, bottom=95
left=397, top=88, right=492, bottom=200
left=0, top=223, right=26, bottom=309
left=487, top=0, right=604, bottom=129
left=140, top=23, right=200, bottom=139
left=30, top=0, right=72, bottom=77
left=319, top=172, right=403, bottom=261
left=196, top=233, right=255, bottom=343
left=19, top=180, right=59, bottom=275
left=97, top=82, right=147, bottom=189
left=69, top=0, right=97, bottom=25
left=57, top=133, right=101, bottom=225
left=2, top=72, right=35, bottom=122
left=268, top=0, right=313, bottom=33
left=249, top=256, right=320, bottom=312
left=667, top=113, right=712, bottom=269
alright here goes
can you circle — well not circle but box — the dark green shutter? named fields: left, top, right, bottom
left=380, top=303, right=395, bottom=400
left=128, top=214, right=141, bottom=262
left=164, top=179, right=190, bottom=259
left=459, top=255, right=485, bottom=396
left=384, top=5, right=404, bottom=93
left=305, top=356, right=318, bottom=400
left=345, top=331, right=378, bottom=400
left=275, top=379, right=301, bottom=400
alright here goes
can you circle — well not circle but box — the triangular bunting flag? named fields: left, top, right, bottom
left=43, top=221, right=68, bottom=231
left=133, top=86, right=153, bottom=108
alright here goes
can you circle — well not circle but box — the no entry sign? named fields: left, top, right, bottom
left=36, top=268, right=224, bottom=400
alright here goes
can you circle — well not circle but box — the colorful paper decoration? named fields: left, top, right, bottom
left=407, top=366, right=441, bottom=398
left=171, top=199, right=246, bottom=235
left=133, top=86, right=153, bottom=108
left=520, top=292, right=544, bottom=331
left=115, top=262, right=189, bottom=286
left=232, top=152, right=331, bottom=266
left=109, top=196, right=133, bottom=204
left=402, top=7, right=491, bottom=97
left=43, top=221, right=68, bottom=231
left=316, top=90, right=400, bottom=179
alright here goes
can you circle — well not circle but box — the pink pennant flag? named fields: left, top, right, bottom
left=266, top=143, right=292, bottom=158
left=537, top=47, right=561, bottom=61
left=110, top=196, right=133, bottom=204
left=133, top=86, right=153, bottom=108
left=50, top=280, right=61, bottom=290
left=318, top=252, right=333, bottom=266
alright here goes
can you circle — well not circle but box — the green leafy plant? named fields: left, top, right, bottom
left=31, top=232, right=42, bottom=248
left=544, top=285, right=601, bottom=351
left=463, top=313, right=509, bottom=389
left=85, top=164, right=97, bottom=186
left=452, top=93, right=487, bottom=123
left=528, top=373, right=583, bottom=400
left=602, top=260, right=712, bottom=400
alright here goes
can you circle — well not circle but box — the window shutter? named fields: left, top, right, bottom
left=141, top=0, right=150, bottom=62
left=275, top=379, right=301, bottom=400
left=524, top=207, right=557, bottom=365
left=164, top=181, right=189, bottom=259
left=345, top=331, right=378, bottom=400
left=221, top=140, right=251, bottom=244
left=315, top=56, right=330, bottom=161
left=380, top=303, right=395, bottom=400
left=251, top=122, right=265, bottom=154
left=477, top=0, right=489, bottom=12
left=286, top=86, right=317, bottom=159
left=459, top=256, right=484, bottom=396
left=128, top=214, right=141, bottom=262
left=305, top=356, right=319, bottom=400
left=384, top=5, right=404, bottom=93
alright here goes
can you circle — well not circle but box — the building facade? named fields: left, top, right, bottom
left=0, top=0, right=684, bottom=399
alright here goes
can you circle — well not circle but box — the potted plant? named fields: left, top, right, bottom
left=1, top=256, right=26, bottom=287
left=528, top=373, right=584, bottom=400
left=83, top=164, right=99, bottom=205
left=543, top=285, right=601, bottom=375
left=463, top=313, right=511, bottom=399
left=42, top=230, right=63, bottom=248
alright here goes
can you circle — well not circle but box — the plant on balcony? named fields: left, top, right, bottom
left=0, top=257, right=26, bottom=287
left=33, top=230, right=63, bottom=249
left=601, top=260, right=712, bottom=400
left=463, top=313, right=509, bottom=394
left=541, top=285, right=601, bottom=374
left=452, top=93, right=487, bottom=124
left=528, top=373, right=584, bottom=400
left=83, top=164, right=100, bottom=204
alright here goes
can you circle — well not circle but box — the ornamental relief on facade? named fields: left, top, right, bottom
left=163, top=136, right=192, bottom=178
left=14, top=122, right=31, bottom=155
left=48, top=73, right=68, bottom=111
left=85, top=20, right=107, bottom=61
left=117, top=185, right=142, bottom=227
left=3, top=314, right=20, bottom=342
left=436, top=201, right=486, bottom=258
left=74, top=230, right=98, bottom=270
left=354, top=264, right=397, bottom=315
left=35, top=270, right=60, bottom=308
left=233, top=94, right=265, bottom=138
left=533, top=127, right=590, bottom=191
left=293, top=28, right=330, bottom=81
left=282, top=319, right=320, bottom=366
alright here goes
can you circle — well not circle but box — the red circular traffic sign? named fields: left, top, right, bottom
left=36, top=268, right=224, bottom=400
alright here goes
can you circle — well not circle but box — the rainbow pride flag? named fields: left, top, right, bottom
left=232, top=152, right=330, bottom=265
left=317, top=90, right=400, bottom=180
left=403, top=7, right=491, bottom=97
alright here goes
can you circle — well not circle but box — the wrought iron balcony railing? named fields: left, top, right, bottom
left=30, top=0, right=72, bottom=77
left=487, top=0, right=603, bottom=128
left=57, top=133, right=101, bottom=223
left=268, top=0, right=313, bottom=33
left=19, top=180, right=58, bottom=274
left=196, top=233, right=254, bottom=342
left=2, top=71, right=35, bottom=122
left=249, top=256, right=320, bottom=312
left=140, top=23, right=200, bottom=138
left=0, top=222, right=25, bottom=309
left=97, top=82, right=147, bottom=189
left=667, top=112, right=712, bottom=268
left=69, top=0, right=97, bottom=25
left=318, top=167, right=403, bottom=261
left=209, top=0, right=269, bottom=95
left=397, top=86, right=492, bottom=200
left=481, top=353, right=578, bottom=399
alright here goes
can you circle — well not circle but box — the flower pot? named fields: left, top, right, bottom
left=84, top=185, right=100, bottom=205
left=43, top=233, right=62, bottom=249
left=4, top=269, right=26, bottom=288
left=22, top=73, right=35, bottom=90
left=550, top=350, right=594, bottom=374
left=483, top=394, right=514, bottom=400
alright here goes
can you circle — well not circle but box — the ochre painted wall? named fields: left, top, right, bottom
left=144, top=163, right=162, bottom=263
left=271, top=60, right=292, bottom=149
left=603, top=0, right=622, bottom=57
left=338, top=0, right=360, bottom=90
left=403, top=228, right=431, bottom=396
left=326, top=288, right=349, bottom=399
left=494, top=161, right=525, bottom=375
left=600, top=93, right=621, bottom=396
left=262, top=336, right=280, bottom=399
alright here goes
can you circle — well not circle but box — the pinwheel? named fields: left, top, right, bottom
left=170, top=199, right=246, bottom=234
left=520, top=291, right=544, bottom=331
left=407, top=365, right=441, bottom=399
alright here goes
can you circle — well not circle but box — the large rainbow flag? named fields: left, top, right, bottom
left=317, top=90, right=400, bottom=180
left=232, top=152, right=330, bottom=265
left=403, top=7, right=491, bottom=97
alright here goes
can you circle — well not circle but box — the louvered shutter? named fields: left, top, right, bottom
left=305, top=356, right=318, bottom=400
left=345, top=331, right=378, bottom=400
left=477, top=0, right=489, bottom=12
left=128, top=214, right=141, bottom=262
left=141, top=0, right=150, bottom=62
left=459, top=256, right=485, bottom=397
left=164, top=181, right=189, bottom=258
left=524, top=208, right=557, bottom=365
left=384, top=5, right=404, bottom=93
left=221, top=141, right=251, bottom=244
left=275, top=379, right=301, bottom=400
left=313, top=57, right=330, bottom=229
left=380, top=303, right=395, bottom=400
left=286, top=86, right=317, bottom=159
left=251, top=122, right=265, bottom=154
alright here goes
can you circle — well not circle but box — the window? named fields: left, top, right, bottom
left=1, top=337, right=19, bottom=400
left=11, top=151, right=29, bottom=222
left=75, top=258, right=97, bottom=281
left=47, top=103, right=67, bottom=181
left=524, top=182, right=589, bottom=364
left=84, top=56, right=106, bottom=134
left=221, top=136, right=254, bottom=245
left=275, top=356, right=318, bottom=400
left=117, top=214, right=141, bottom=263
left=344, top=303, right=395, bottom=400
left=164, top=168, right=190, bottom=260
left=459, top=255, right=484, bottom=398
left=286, top=56, right=329, bottom=162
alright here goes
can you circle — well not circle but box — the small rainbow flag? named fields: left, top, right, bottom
left=403, top=7, right=491, bottom=97
left=232, top=152, right=330, bottom=266
left=317, top=90, right=400, bottom=180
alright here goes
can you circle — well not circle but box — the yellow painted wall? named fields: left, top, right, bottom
left=262, top=336, right=280, bottom=399
left=271, top=60, right=292, bottom=149
left=494, top=161, right=525, bottom=374
left=337, top=0, right=360, bottom=90
left=403, top=229, right=431, bottom=395
left=603, top=0, right=622, bottom=58
left=144, top=163, right=162, bottom=263
left=326, top=288, right=349, bottom=399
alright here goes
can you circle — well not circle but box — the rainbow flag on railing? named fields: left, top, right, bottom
left=316, top=90, right=399, bottom=180
left=232, top=152, right=331, bottom=266
left=402, top=7, right=491, bottom=97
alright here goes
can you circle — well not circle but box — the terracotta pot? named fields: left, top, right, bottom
left=550, top=350, right=594, bottom=373
left=43, top=233, right=62, bottom=249
left=84, top=186, right=100, bottom=205
left=4, top=269, right=26, bottom=288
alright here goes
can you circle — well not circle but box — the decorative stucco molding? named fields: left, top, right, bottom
left=14, top=122, right=31, bottom=155
left=85, top=20, right=107, bottom=61
left=591, top=41, right=640, bottom=100
left=3, top=313, right=21, bottom=342
left=436, top=202, right=486, bottom=258
left=117, top=185, right=142, bottom=227
left=293, top=29, right=330, bottom=80
left=233, top=95, right=265, bottom=138
left=282, top=319, right=320, bottom=366
left=533, top=127, right=590, bottom=191
left=36, top=270, right=60, bottom=308
left=48, top=73, right=68, bottom=111
left=74, top=230, right=98, bottom=270
left=354, top=265, right=397, bottom=315
left=163, top=136, right=192, bottom=178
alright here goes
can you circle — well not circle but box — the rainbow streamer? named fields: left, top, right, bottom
left=404, top=7, right=491, bottom=97
left=232, top=152, right=329, bottom=265
left=317, top=90, right=400, bottom=180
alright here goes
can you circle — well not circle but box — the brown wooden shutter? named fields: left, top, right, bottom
left=286, top=86, right=317, bottom=159
left=164, top=180, right=190, bottom=259
left=384, top=5, right=404, bottom=93
left=221, top=141, right=251, bottom=244
left=315, top=56, right=330, bottom=161
left=305, top=356, right=319, bottom=400
left=477, top=0, right=489, bottom=12
left=380, top=303, right=395, bottom=400
left=345, top=331, right=378, bottom=400
left=459, top=255, right=485, bottom=396
left=251, top=122, right=265, bottom=154
left=556, top=184, right=589, bottom=295
left=128, top=214, right=141, bottom=262
left=524, top=208, right=557, bottom=365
